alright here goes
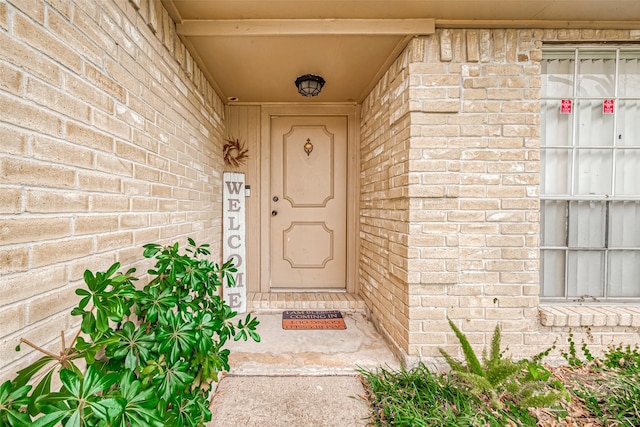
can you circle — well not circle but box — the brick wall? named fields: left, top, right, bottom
left=359, top=46, right=413, bottom=357
left=0, top=0, right=225, bottom=381
left=361, top=29, right=640, bottom=366
left=360, top=32, right=541, bottom=363
left=2, top=0, right=639, bottom=381
left=407, top=30, right=541, bottom=362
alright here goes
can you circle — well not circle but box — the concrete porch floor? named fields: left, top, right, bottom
left=208, top=293, right=399, bottom=426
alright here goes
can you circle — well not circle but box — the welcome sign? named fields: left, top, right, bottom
left=222, top=172, right=246, bottom=313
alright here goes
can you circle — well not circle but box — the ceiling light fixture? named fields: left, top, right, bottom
left=295, top=74, right=325, bottom=97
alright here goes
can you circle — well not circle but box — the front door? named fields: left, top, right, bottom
left=270, top=115, right=347, bottom=290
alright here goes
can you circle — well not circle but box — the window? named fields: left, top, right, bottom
left=540, top=47, right=640, bottom=301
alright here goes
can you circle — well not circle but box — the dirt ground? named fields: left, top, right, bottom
left=525, top=364, right=614, bottom=427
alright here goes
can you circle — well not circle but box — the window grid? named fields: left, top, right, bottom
left=541, top=46, right=640, bottom=301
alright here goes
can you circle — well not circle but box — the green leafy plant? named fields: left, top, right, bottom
left=439, top=319, right=567, bottom=410
left=561, top=332, right=583, bottom=367
left=0, top=239, right=259, bottom=427
left=531, top=339, right=557, bottom=364
left=604, top=344, right=640, bottom=374
left=560, top=331, right=595, bottom=367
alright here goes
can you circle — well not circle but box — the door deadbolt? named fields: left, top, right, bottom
left=273, top=196, right=279, bottom=202
left=271, top=210, right=278, bottom=216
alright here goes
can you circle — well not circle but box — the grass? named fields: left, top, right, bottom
left=360, top=335, right=640, bottom=426
left=360, top=363, right=485, bottom=427
left=577, top=374, right=640, bottom=426
left=359, top=363, right=538, bottom=427
left=574, top=345, right=640, bottom=427
left=603, top=375, right=640, bottom=426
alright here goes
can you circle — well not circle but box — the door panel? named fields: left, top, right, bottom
left=270, top=116, right=347, bottom=289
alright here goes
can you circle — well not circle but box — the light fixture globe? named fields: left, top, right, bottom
left=295, top=74, right=325, bottom=97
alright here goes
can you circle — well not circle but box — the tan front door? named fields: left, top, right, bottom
left=270, top=115, right=347, bottom=289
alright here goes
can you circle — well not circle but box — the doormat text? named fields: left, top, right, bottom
left=282, top=310, right=346, bottom=330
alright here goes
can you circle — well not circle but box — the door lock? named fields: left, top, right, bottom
left=273, top=196, right=279, bottom=202
left=271, top=210, right=278, bottom=216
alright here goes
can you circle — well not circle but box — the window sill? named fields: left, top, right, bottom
left=539, top=305, right=640, bottom=327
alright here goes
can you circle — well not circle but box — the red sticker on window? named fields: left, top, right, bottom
left=603, top=99, right=615, bottom=114
left=560, top=99, right=572, bottom=114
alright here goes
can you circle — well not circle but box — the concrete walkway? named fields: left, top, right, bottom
left=208, top=312, right=399, bottom=427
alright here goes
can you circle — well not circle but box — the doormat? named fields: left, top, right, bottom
left=282, top=310, right=346, bottom=330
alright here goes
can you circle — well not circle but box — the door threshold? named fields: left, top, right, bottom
left=247, top=292, right=365, bottom=312
left=270, top=288, right=346, bottom=293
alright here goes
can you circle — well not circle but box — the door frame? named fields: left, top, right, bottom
left=259, top=104, right=359, bottom=293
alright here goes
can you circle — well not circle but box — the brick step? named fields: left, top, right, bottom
left=246, top=292, right=365, bottom=312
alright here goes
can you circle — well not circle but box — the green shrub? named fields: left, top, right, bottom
left=0, top=239, right=259, bottom=427
left=439, top=319, right=568, bottom=410
left=604, top=344, right=640, bottom=374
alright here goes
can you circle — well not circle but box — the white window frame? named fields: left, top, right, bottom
left=540, top=45, right=640, bottom=302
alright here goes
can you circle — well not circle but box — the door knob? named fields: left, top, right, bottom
left=271, top=210, right=278, bottom=216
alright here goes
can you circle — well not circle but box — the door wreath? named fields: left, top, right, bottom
left=223, top=137, right=248, bottom=167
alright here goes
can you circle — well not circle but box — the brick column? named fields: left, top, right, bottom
left=406, top=30, right=541, bottom=362
left=360, top=32, right=543, bottom=364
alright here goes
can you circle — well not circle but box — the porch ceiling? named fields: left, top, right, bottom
left=162, top=0, right=640, bottom=104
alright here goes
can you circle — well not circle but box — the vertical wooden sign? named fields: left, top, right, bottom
left=222, top=172, right=246, bottom=313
